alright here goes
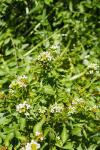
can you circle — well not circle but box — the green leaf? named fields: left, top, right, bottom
left=15, top=130, right=21, bottom=139
left=44, top=0, right=53, bottom=5
left=0, top=132, right=6, bottom=140
left=4, top=139, right=9, bottom=147
left=44, top=85, right=55, bottom=95
left=63, top=142, right=74, bottom=149
left=0, top=137, right=2, bottom=144
left=0, top=117, right=10, bottom=126
left=88, top=144, right=98, bottom=150
left=78, top=3, right=85, bottom=13
left=77, top=144, right=83, bottom=150
left=41, top=143, right=48, bottom=150
left=55, top=140, right=63, bottom=148
left=4, top=132, right=14, bottom=146
left=85, top=125, right=93, bottom=132
left=69, top=1, right=73, bottom=12
left=15, top=131, right=26, bottom=142
left=51, top=146, right=57, bottom=150
left=72, top=127, right=82, bottom=137
left=6, top=132, right=14, bottom=141
left=61, top=124, right=69, bottom=144
left=44, top=128, right=50, bottom=137
left=82, top=129, right=88, bottom=139
left=19, top=118, right=26, bottom=131
left=34, top=116, right=46, bottom=133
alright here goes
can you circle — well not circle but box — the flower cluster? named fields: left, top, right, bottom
left=89, top=105, right=99, bottom=113
left=50, top=103, right=64, bottom=113
left=88, top=63, right=99, bottom=74
left=67, top=105, right=76, bottom=115
left=25, top=140, right=40, bottom=150
left=9, top=75, right=28, bottom=89
left=38, top=106, right=47, bottom=114
left=16, top=75, right=28, bottom=88
left=0, top=91, right=5, bottom=99
left=72, top=98, right=85, bottom=106
left=38, top=51, right=53, bottom=63
left=50, top=44, right=60, bottom=50
left=9, top=89, right=15, bottom=95
left=16, top=101, right=30, bottom=114
left=83, top=60, right=99, bottom=75
left=68, top=98, right=85, bottom=115
left=88, top=63, right=99, bottom=70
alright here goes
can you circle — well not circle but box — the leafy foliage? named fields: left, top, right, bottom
left=0, top=0, right=100, bottom=149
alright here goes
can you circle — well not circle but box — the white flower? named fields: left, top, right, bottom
left=9, top=89, right=15, bottom=94
left=89, top=105, right=99, bottom=112
left=25, top=112, right=30, bottom=117
left=25, top=140, right=40, bottom=150
left=51, top=44, right=60, bottom=50
left=89, top=70, right=94, bottom=74
left=83, top=59, right=89, bottom=65
left=56, top=136, right=60, bottom=140
left=72, top=98, right=84, bottom=105
left=18, top=75, right=28, bottom=79
left=16, top=104, right=24, bottom=113
left=67, top=105, right=76, bottom=115
left=35, top=131, right=41, bottom=136
left=17, top=75, right=28, bottom=88
left=16, top=101, right=30, bottom=113
left=23, top=101, right=31, bottom=109
left=88, top=63, right=99, bottom=71
left=9, top=75, right=28, bottom=89
left=50, top=103, right=64, bottom=113
left=38, top=51, right=53, bottom=62
left=25, top=143, right=31, bottom=150
left=35, top=131, right=44, bottom=141
left=38, top=106, right=47, bottom=114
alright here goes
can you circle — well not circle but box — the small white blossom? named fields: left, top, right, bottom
left=23, top=101, right=31, bottom=109
left=16, top=101, right=30, bottom=113
left=9, top=89, right=15, bottom=94
left=25, top=140, right=40, bottom=150
left=35, top=131, right=44, bottom=141
left=89, top=70, right=94, bottom=74
left=88, top=63, right=99, bottom=71
left=89, top=105, right=99, bottom=112
left=36, top=131, right=41, bottom=136
left=62, top=34, right=67, bottom=36
left=38, top=106, right=47, bottom=114
left=17, top=75, right=28, bottom=88
left=25, top=112, right=30, bottom=117
left=56, top=136, right=60, bottom=140
left=38, top=51, right=53, bottom=62
left=67, top=105, right=76, bottom=115
left=84, top=55, right=90, bottom=59
left=19, top=75, right=28, bottom=79
left=51, top=44, right=60, bottom=50
left=9, top=75, right=28, bottom=89
left=72, top=98, right=84, bottom=105
left=83, top=59, right=89, bottom=65
left=50, top=103, right=64, bottom=113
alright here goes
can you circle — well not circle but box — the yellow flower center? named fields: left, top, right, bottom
left=31, top=143, right=37, bottom=150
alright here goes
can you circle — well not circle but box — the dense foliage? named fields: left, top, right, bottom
left=0, top=0, right=100, bottom=149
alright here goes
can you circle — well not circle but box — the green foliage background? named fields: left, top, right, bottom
left=0, top=0, right=100, bottom=149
